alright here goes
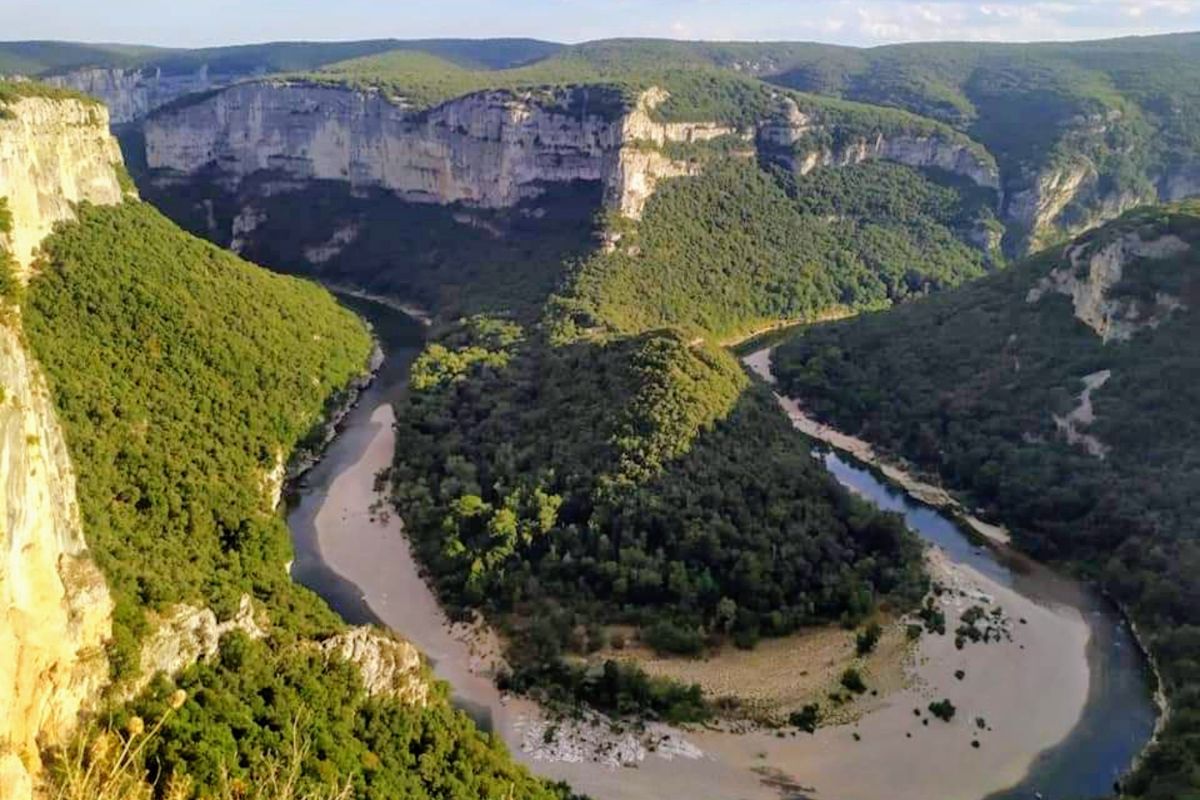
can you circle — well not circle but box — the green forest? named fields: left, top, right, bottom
left=24, top=201, right=372, bottom=675
left=773, top=202, right=1200, bottom=799
left=553, top=159, right=995, bottom=341
left=24, top=201, right=571, bottom=798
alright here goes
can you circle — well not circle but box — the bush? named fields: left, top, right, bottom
left=856, top=622, right=883, bottom=656
left=643, top=620, right=706, bottom=657
left=789, top=704, right=821, bottom=734
left=929, top=698, right=957, bottom=722
left=841, top=668, right=868, bottom=694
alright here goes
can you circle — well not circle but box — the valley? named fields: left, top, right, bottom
left=1, top=27, right=1198, bottom=800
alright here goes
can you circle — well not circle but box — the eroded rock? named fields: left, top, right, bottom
left=1027, top=232, right=1191, bottom=341
left=319, top=628, right=429, bottom=706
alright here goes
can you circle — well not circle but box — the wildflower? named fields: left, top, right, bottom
left=168, top=689, right=188, bottom=710
left=126, top=716, right=145, bottom=736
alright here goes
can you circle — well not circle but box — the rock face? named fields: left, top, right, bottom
left=144, top=82, right=732, bottom=220
left=319, top=628, right=429, bottom=706
left=126, top=595, right=265, bottom=699
left=0, top=322, right=113, bottom=798
left=1006, top=157, right=1200, bottom=253
left=1053, top=370, right=1113, bottom=459
left=0, top=96, right=127, bottom=275
left=47, top=66, right=231, bottom=125
left=0, top=95, right=124, bottom=799
left=758, top=98, right=1000, bottom=191
left=1027, top=232, right=1192, bottom=341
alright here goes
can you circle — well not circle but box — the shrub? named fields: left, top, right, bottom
left=856, top=622, right=883, bottom=656
left=929, top=698, right=957, bottom=722
left=788, top=704, right=821, bottom=734
left=841, top=668, right=868, bottom=694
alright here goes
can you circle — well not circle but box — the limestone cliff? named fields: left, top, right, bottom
left=0, top=96, right=127, bottom=275
left=318, top=628, right=429, bottom=707
left=143, top=80, right=1018, bottom=229
left=46, top=65, right=231, bottom=125
left=1026, top=230, right=1192, bottom=341
left=757, top=98, right=1000, bottom=191
left=0, top=95, right=124, bottom=800
left=123, top=596, right=266, bottom=701
left=144, top=82, right=730, bottom=220
left=1005, top=158, right=1157, bottom=252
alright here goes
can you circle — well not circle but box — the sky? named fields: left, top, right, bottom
left=2, top=0, right=1198, bottom=48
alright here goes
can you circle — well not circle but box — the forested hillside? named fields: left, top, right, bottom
left=0, top=38, right=559, bottom=77
left=772, top=202, right=1200, bottom=799
left=23, top=201, right=573, bottom=799
left=554, top=159, right=995, bottom=341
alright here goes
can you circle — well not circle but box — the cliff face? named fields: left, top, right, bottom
left=46, top=66, right=232, bottom=125
left=0, top=96, right=123, bottom=799
left=144, top=82, right=730, bottom=220
left=0, top=96, right=127, bottom=275
left=757, top=99, right=1001, bottom=192
left=1026, top=231, right=1192, bottom=341
left=144, top=80, right=1014, bottom=227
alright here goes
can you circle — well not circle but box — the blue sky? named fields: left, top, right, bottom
left=3, top=0, right=1199, bottom=48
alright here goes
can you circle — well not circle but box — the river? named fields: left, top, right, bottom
left=286, top=298, right=1157, bottom=800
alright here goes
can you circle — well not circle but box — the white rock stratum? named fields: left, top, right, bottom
left=1027, top=231, right=1192, bottom=342
left=144, top=82, right=735, bottom=220
left=143, top=82, right=1001, bottom=222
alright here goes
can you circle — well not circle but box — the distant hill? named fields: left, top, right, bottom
left=0, top=37, right=563, bottom=77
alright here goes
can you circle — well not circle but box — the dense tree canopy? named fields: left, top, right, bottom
left=552, top=159, right=994, bottom=341
left=23, top=201, right=375, bottom=671
left=27, top=200, right=575, bottom=798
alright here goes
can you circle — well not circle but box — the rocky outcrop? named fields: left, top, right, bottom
left=758, top=98, right=1000, bottom=191
left=1027, top=231, right=1192, bottom=341
left=1007, top=156, right=1200, bottom=254
left=318, top=628, right=428, bottom=706
left=46, top=66, right=231, bottom=125
left=0, top=96, right=127, bottom=275
left=1008, top=160, right=1124, bottom=251
left=0, top=94, right=127, bottom=798
left=143, top=82, right=737, bottom=220
left=1053, top=370, right=1112, bottom=458
left=126, top=595, right=265, bottom=699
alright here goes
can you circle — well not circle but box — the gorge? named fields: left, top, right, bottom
left=2, top=30, right=1199, bottom=800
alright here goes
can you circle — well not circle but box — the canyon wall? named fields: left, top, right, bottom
left=0, top=96, right=126, bottom=275
left=144, top=81, right=732, bottom=220
left=46, top=66, right=236, bottom=125
left=0, top=95, right=124, bottom=800
left=144, top=80, right=1012, bottom=227
left=1027, top=230, right=1192, bottom=342
left=757, top=98, right=1001, bottom=192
